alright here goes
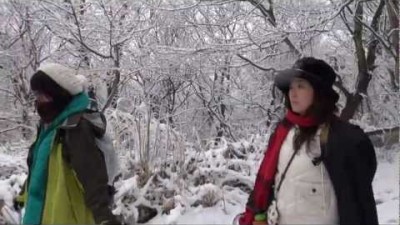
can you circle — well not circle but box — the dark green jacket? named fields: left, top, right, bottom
left=21, top=112, right=119, bottom=224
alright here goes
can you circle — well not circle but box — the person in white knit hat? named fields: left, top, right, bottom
left=15, top=63, right=121, bottom=225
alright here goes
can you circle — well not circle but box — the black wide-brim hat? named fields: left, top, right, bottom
left=274, top=68, right=330, bottom=93
left=274, top=57, right=340, bottom=103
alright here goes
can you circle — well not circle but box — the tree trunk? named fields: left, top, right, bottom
left=245, top=0, right=301, bottom=57
left=340, top=0, right=384, bottom=121
left=78, top=0, right=90, bottom=68
left=385, top=0, right=399, bottom=89
left=102, top=44, right=121, bottom=112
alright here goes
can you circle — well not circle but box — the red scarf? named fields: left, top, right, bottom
left=240, top=110, right=318, bottom=225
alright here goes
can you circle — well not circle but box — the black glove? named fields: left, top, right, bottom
left=13, top=199, right=24, bottom=211
left=100, top=217, right=122, bottom=225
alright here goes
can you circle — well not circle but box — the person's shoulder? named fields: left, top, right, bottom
left=330, top=117, right=368, bottom=141
left=332, top=118, right=360, bottom=130
left=80, top=111, right=106, bottom=137
left=60, top=111, right=105, bottom=137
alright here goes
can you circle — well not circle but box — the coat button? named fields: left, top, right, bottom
left=312, top=188, right=316, bottom=193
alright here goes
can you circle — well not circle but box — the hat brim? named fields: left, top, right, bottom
left=274, top=68, right=323, bottom=93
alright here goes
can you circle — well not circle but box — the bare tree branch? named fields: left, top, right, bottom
left=339, top=10, right=354, bottom=34
left=334, top=75, right=351, bottom=99
left=236, top=54, right=277, bottom=72
left=307, top=0, right=355, bottom=30
left=354, top=11, right=396, bottom=58
left=239, top=0, right=301, bottom=57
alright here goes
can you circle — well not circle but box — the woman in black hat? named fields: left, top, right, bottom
left=238, top=57, right=378, bottom=225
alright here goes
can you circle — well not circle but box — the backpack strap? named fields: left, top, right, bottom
left=320, top=122, right=330, bottom=146
left=59, top=112, right=84, bottom=129
left=276, top=142, right=300, bottom=192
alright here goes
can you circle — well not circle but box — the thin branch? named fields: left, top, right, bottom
left=115, top=25, right=156, bottom=46
left=198, top=0, right=238, bottom=6
left=236, top=54, right=277, bottom=72
left=306, top=0, right=355, bottom=30
left=387, top=28, right=400, bottom=38
left=144, top=1, right=201, bottom=11
left=354, top=15, right=396, bottom=58
left=3, top=28, right=28, bottom=49
left=67, top=0, right=84, bottom=43
left=0, top=124, right=36, bottom=134
left=334, top=81, right=351, bottom=99
left=40, top=1, right=112, bottom=59
left=344, top=0, right=396, bottom=58
left=0, top=88, right=17, bottom=98
left=44, top=24, right=112, bottom=59
left=240, top=0, right=301, bottom=57
left=0, top=126, right=22, bottom=134
left=339, top=10, right=354, bottom=34
left=244, top=0, right=276, bottom=26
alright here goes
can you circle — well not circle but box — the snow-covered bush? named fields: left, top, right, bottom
left=106, top=102, right=272, bottom=223
left=197, top=184, right=222, bottom=208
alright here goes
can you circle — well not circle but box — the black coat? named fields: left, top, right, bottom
left=323, top=118, right=378, bottom=224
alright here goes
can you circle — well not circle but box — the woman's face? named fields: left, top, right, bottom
left=289, top=78, right=314, bottom=116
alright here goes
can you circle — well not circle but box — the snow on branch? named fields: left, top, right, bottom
left=236, top=54, right=276, bottom=72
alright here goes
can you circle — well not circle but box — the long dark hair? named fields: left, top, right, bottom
left=284, top=87, right=338, bottom=151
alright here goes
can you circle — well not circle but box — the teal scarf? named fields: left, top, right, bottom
left=23, top=93, right=89, bottom=225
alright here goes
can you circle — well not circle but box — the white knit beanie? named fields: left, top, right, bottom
left=37, top=63, right=85, bottom=95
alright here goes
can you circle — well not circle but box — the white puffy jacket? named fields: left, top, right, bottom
left=274, top=126, right=339, bottom=224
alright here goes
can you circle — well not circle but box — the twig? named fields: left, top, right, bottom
left=236, top=54, right=277, bottom=72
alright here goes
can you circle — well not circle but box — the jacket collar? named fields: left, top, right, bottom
left=59, top=113, right=83, bottom=129
left=58, top=111, right=106, bottom=137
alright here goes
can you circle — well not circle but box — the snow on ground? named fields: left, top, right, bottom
left=0, top=153, right=26, bottom=206
left=146, top=150, right=399, bottom=225
left=148, top=202, right=243, bottom=225
left=147, top=186, right=249, bottom=225
left=0, top=148, right=398, bottom=224
left=373, top=150, right=399, bottom=224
